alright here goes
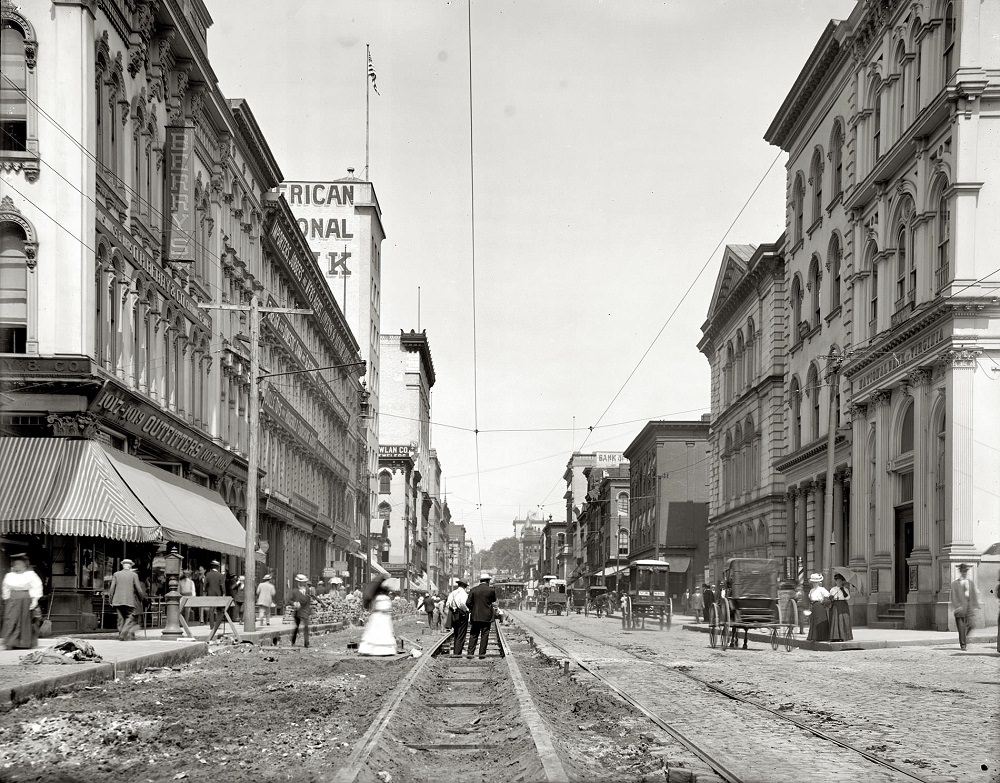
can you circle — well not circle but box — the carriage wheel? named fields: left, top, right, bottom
left=770, top=627, right=779, bottom=651
left=784, top=626, right=794, bottom=651
left=720, top=600, right=731, bottom=652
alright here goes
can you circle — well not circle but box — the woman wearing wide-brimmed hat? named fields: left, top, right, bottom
left=828, top=572, right=853, bottom=642
left=1, top=553, right=44, bottom=650
left=806, top=573, right=831, bottom=644
left=359, top=575, right=398, bottom=656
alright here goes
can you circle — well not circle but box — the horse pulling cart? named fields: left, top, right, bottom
left=624, top=560, right=672, bottom=630
left=709, top=557, right=797, bottom=651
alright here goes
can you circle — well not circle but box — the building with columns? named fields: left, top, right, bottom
left=764, top=0, right=1000, bottom=629
left=699, top=241, right=793, bottom=584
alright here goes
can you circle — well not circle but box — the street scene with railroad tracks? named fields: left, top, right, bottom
left=0, top=608, right=996, bottom=783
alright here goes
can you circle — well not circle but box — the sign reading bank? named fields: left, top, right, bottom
left=278, top=181, right=359, bottom=295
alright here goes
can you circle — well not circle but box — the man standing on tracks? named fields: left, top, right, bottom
left=447, top=579, right=470, bottom=655
left=204, top=560, right=225, bottom=636
left=466, top=573, right=497, bottom=658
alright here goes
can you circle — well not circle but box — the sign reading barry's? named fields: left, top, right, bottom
left=164, top=125, right=195, bottom=261
left=279, top=181, right=358, bottom=288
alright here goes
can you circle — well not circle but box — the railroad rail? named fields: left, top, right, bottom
left=329, top=621, right=569, bottom=783
left=516, top=613, right=937, bottom=783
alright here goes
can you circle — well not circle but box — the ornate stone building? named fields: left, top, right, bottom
left=699, top=242, right=792, bottom=584
left=0, top=0, right=364, bottom=629
left=765, top=0, right=1000, bottom=629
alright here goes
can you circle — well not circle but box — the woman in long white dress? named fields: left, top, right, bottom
left=359, top=576, right=397, bottom=656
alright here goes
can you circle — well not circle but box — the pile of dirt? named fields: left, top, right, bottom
left=0, top=622, right=422, bottom=783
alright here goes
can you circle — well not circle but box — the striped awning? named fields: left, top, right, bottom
left=0, top=438, right=161, bottom=542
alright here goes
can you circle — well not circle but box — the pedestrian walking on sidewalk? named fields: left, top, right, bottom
left=287, top=574, right=312, bottom=648
left=359, top=576, right=397, bottom=656
left=620, top=591, right=633, bottom=630
left=806, top=573, right=831, bottom=645
left=108, top=558, right=146, bottom=642
left=702, top=584, right=715, bottom=625
left=828, top=573, right=853, bottom=642
left=1, top=553, right=44, bottom=650
left=466, top=573, right=497, bottom=658
left=255, top=574, right=277, bottom=625
left=178, top=570, right=196, bottom=623
left=447, top=580, right=470, bottom=655
left=204, top=560, right=225, bottom=635
left=232, top=576, right=246, bottom=623
left=949, top=563, right=980, bottom=651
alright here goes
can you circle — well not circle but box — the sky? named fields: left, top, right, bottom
left=210, top=0, right=857, bottom=550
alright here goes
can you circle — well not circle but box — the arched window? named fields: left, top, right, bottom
left=869, top=77, right=882, bottom=165
left=911, top=19, right=923, bottom=110
left=378, top=471, right=392, bottom=493
left=735, top=330, right=745, bottom=391
left=792, top=173, right=805, bottom=244
left=894, top=198, right=916, bottom=311
left=616, top=491, right=629, bottom=517
left=724, top=341, right=734, bottom=403
left=829, top=234, right=842, bottom=311
left=0, top=221, right=29, bottom=352
left=809, top=255, right=822, bottom=327
left=899, top=400, right=915, bottom=454
left=790, top=377, right=802, bottom=450
left=810, top=148, right=824, bottom=223
left=807, top=364, right=821, bottom=441
left=943, top=2, right=956, bottom=84
left=791, top=275, right=803, bottom=342
left=896, top=42, right=908, bottom=137
left=935, top=189, right=951, bottom=291
left=734, top=423, right=743, bottom=496
left=723, top=432, right=733, bottom=498
left=746, top=318, right=756, bottom=382
left=866, top=241, right=879, bottom=337
left=830, top=122, right=844, bottom=198
left=0, top=23, right=28, bottom=152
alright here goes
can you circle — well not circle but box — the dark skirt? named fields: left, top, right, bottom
left=2, top=590, right=38, bottom=649
left=807, top=600, right=830, bottom=643
left=829, top=600, right=853, bottom=641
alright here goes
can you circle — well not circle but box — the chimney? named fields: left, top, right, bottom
left=347, top=167, right=355, bottom=177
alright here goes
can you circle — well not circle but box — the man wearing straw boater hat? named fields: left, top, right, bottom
left=108, top=558, right=146, bottom=641
left=949, top=563, right=980, bottom=651
left=287, top=574, right=312, bottom=648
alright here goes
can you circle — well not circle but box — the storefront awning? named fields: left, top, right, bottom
left=0, top=438, right=160, bottom=542
left=591, top=565, right=627, bottom=578
left=103, top=448, right=247, bottom=557
left=661, top=555, right=692, bottom=572
left=370, top=558, right=390, bottom=577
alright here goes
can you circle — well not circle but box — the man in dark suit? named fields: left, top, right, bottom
left=465, top=573, right=497, bottom=658
left=287, top=574, right=312, bottom=647
left=108, top=558, right=146, bottom=641
left=203, top=560, right=225, bottom=635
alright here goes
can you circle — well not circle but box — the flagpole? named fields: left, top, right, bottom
left=365, top=43, right=370, bottom=180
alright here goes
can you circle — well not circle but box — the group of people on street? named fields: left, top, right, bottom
left=445, top=573, right=497, bottom=657
left=804, top=572, right=854, bottom=644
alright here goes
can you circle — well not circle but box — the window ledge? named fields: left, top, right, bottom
left=789, top=238, right=804, bottom=256
left=824, top=305, right=843, bottom=324
left=825, top=191, right=843, bottom=216
left=0, top=152, right=40, bottom=182
left=806, top=216, right=824, bottom=238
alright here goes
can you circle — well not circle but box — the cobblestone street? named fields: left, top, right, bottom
left=513, top=611, right=1000, bottom=783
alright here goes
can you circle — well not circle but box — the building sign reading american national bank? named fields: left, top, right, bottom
left=91, top=384, right=235, bottom=472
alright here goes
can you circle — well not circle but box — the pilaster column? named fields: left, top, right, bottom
left=797, top=483, right=808, bottom=577
left=811, top=478, right=826, bottom=574
left=946, top=350, right=979, bottom=546
left=872, top=389, right=893, bottom=557
left=785, top=489, right=797, bottom=558
left=907, top=369, right=932, bottom=551
left=848, top=402, right=867, bottom=563
left=832, top=474, right=845, bottom=568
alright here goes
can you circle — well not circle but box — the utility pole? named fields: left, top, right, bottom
left=824, top=349, right=843, bottom=586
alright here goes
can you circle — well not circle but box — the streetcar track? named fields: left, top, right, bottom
left=518, top=614, right=937, bottom=783
left=329, top=621, right=569, bottom=783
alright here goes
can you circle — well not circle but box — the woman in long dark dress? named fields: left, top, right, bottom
left=1, top=553, right=44, bottom=650
left=806, top=573, right=830, bottom=644
left=828, top=572, right=853, bottom=641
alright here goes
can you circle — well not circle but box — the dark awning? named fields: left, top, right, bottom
left=0, top=438, right=160, bottom=542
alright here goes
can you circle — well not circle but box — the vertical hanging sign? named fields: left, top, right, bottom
left=164, top=125, right=195, bottom=261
